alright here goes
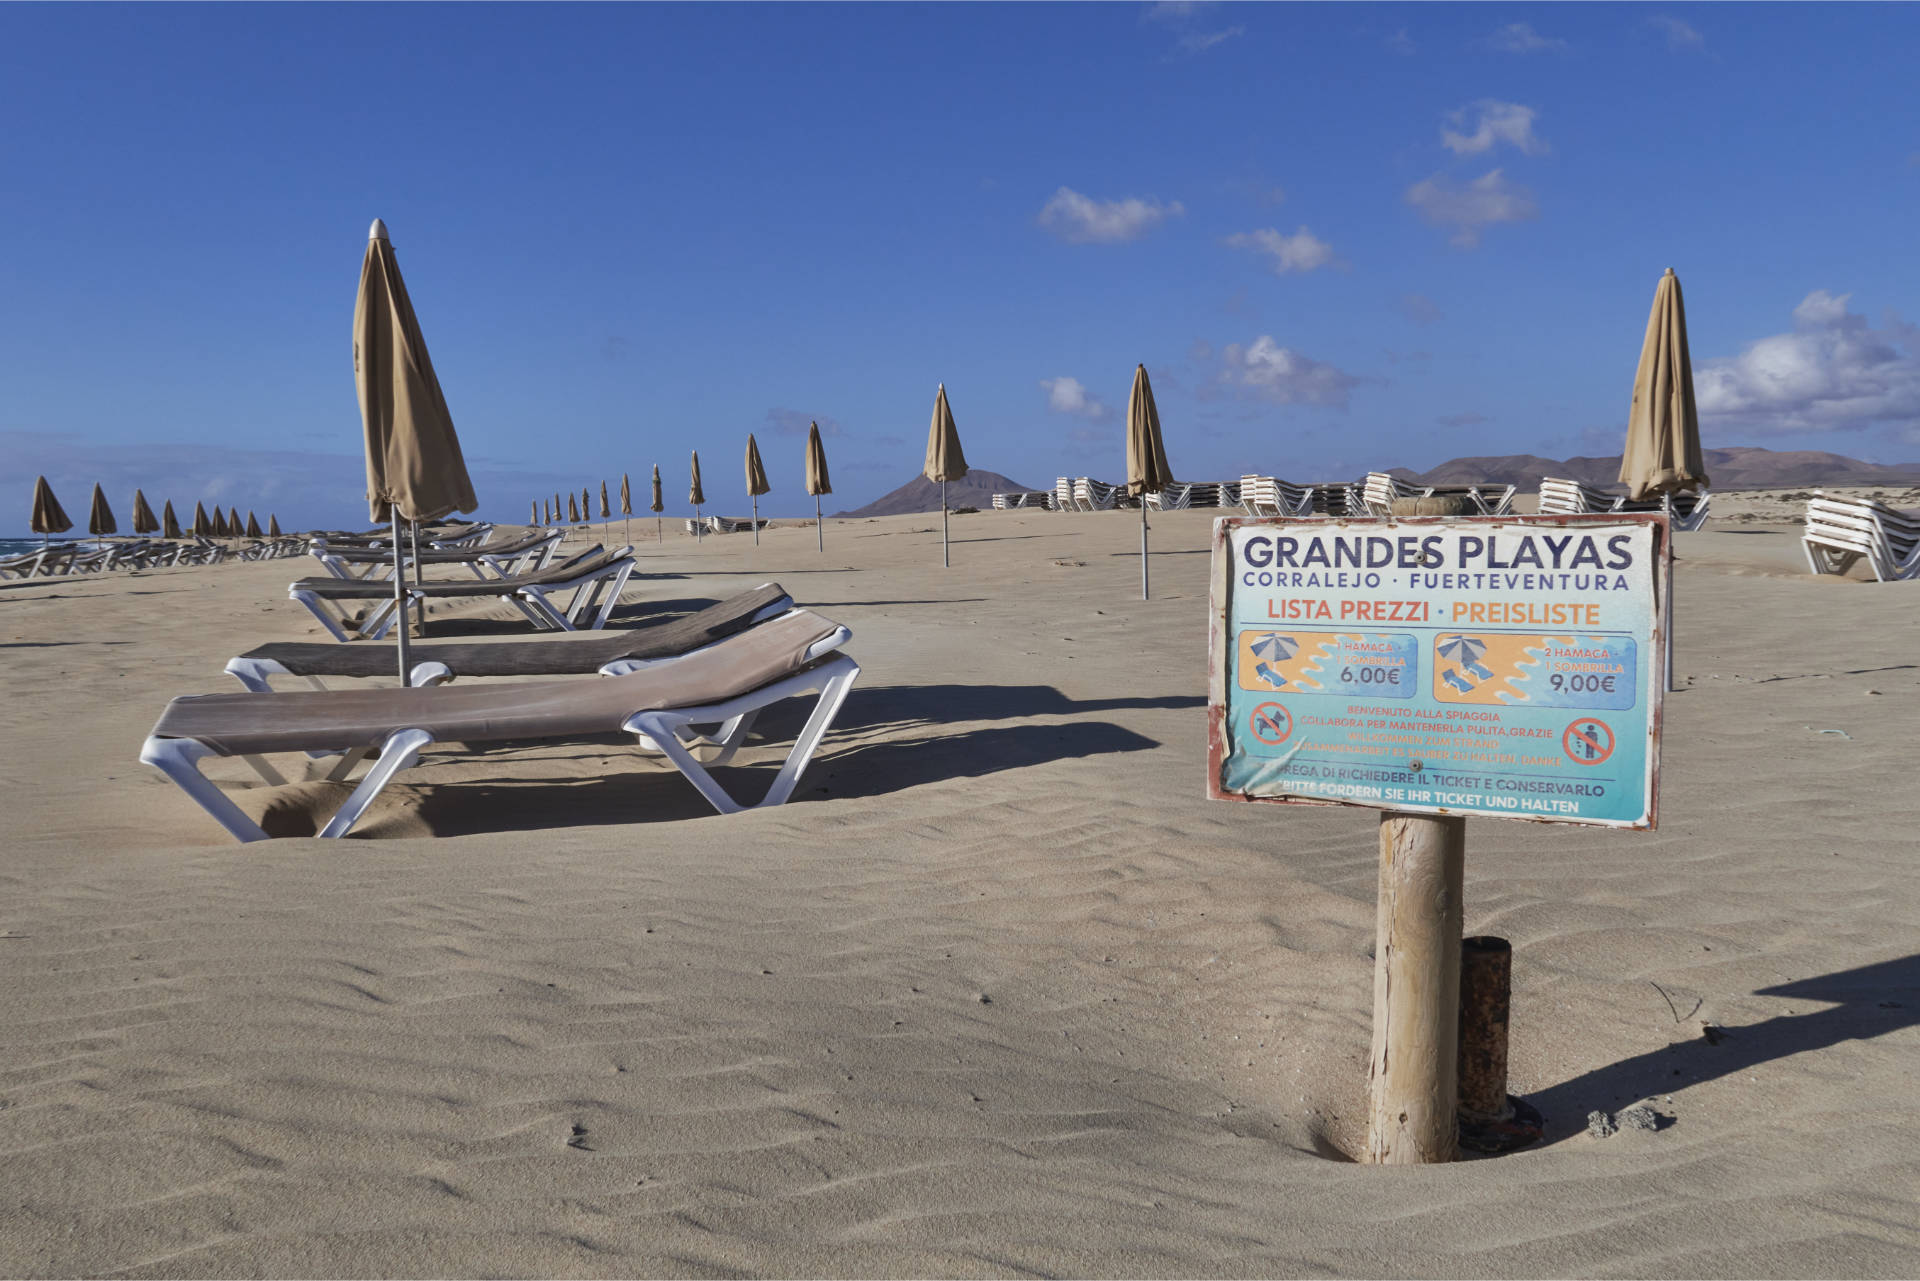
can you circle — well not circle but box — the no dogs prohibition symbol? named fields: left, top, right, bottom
left=1562, top=717, right=1615, bottom=766
left=1249, top=702, right=1293, bottom=745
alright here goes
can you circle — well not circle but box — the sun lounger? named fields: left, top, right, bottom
left=1539, top=477, right=1711, bottom=530
left=1238, top=475, right=1316, bottom=518
left=1363, top=472, right=1516, bottom=517
left=309, top=527, right=563, bottom=581
left=227, top=582, right=794, bottom=691
left=991, top=491, right=1051, bottom=510
left=289, top=546, right=638, bottom=642
left=1802, top=495, right=1920, bottom=581
left=141, top=608, right=861, bottom=842
left=1071, top=478, right=1119, bottom=511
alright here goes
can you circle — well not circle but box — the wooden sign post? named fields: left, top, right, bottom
left=1365, top=812, right=1464, bottom=1163
left=1208, top=513, right=1668, bottom=1165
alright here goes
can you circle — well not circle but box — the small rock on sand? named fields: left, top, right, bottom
left=1587, top=1110, right=1618, bottom=1138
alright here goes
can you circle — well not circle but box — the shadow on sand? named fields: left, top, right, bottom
left=1524, top=955, right=1919, bottom=1144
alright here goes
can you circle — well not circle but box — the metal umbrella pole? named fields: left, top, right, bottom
left=816, top=495, right=823, bottom=552
left=410, top=519, right=427, bottom=637
left=392, top=510, right=412, bottom=685
left=1141, top=499, right=1150, bottom=600
left=941, top=480, right=949, bottom=568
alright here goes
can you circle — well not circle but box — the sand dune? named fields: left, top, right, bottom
left=1, top=502, right=1916, bottom=1277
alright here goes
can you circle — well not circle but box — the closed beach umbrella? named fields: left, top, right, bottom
left=355, top=217, right=479, bottom=683
left=745, top=434, right=770, bottom=545
left=1620, top=268, right=1707, bottom=693
left=1126, top=363, right=1173, bottom=599
left=246, top=511, right=263, bottom=539
left=162, top=500, right=183, bottom=540
left=581, top=487, right=590, bottom=528
left=31, top=476, right=72, bottom=547
left=1620, top=269, right=1707, bottom=501
left=131, top=489, right=159, bottom=536
left=805, top=421, right=831, bottom=553
left=619, top=472, right=632, bottom=543
left=552, top=492, right=561, bottom=527
left=689, top=451, right=705, bottom=542
left=191, top=501, right=212, bottom=537
left=269, top=514, right=282, bottom=538
left=923, top=383, right=968, bottom=567
left=89, top=484, right=117, bottom=537
left=568, top=492, right=579, bottom=523
left=599, top=480, right=611, bottom=521
left=211, top=507, right=229, bottom=538
left=228, top=507, right=243, bottom=539
left=650, top=463, right=663, bottom=545
left=532, top=499, right=540, bottom=526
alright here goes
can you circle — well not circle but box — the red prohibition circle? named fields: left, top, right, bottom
left=1249, top=702, right=1292, bottom=745
left=1562, top=718, right=1615, bottom=766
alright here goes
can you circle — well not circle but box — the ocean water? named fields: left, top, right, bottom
left=1, top=538, right=104, bottom=557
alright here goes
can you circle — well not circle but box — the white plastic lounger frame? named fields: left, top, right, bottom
left=141, top=628, right=859, bottom=842
left=289, top=551, right=636, bottom=642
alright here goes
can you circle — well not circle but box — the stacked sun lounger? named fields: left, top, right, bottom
left=991, top=491, right=1053, bottom=510
left=1802, top=494, right=1920, bottom=582
left=1362, top=472, right=1517, bottom=517
left=1538, top=477, right=1712, bottom=531
left=1072, top=478, right=1120, bottom=511
left=141, top=580, right=863, bottom=842
left=683, top=516, right=770, bottom=535
left=1239, top=475, right=1317, bottom=518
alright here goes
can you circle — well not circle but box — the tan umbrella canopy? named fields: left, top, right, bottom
left=581, top=486, right=590, bottom=527
left=30, top=476, right=72, bottom=546
left=268, top=514, right=282, bottom=538
left=131, top=489, right=160, bottom=536
left=1127, top=363, right=1174, bottom=599
left=228, top=507, right=243, bottom=538
left=531, top=499, right=540, bottom=525
left=599, top=480, right=611, bottom=521
left=568, top=492, right=580, bottom=523
left=552, top=492, right=561, bottom=526
left=86, top=484, right=117, bottom=538
left=1621, top=268, right=1707, bottom=693
left=162, top=500, right=183, bottom=540
left=745, top=434, right=770, bottom=545
left=805, top=421, right=831, bottom=553
left=245, top=511, right=263, bottom=539
left=689, top=451, right=705, bottom=543
left=923, top=383, right=968, bottom=567
left=1621, top=268, right=1708, bottom=501
left=620, top=473, right=631, bottom=515
left=191, top=501, right=212, bottom=537
left=650, top=463, right=663, bottom=545
left=210, top=508, right=228, bottom=538
left=355, top=217, right=478, bottom=683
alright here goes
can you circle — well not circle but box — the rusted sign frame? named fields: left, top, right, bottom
left=1207, top=512, right=1669, bottom=830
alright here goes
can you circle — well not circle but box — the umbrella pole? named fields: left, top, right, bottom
left=816, top=496, right=823, bottom=553
left=752, top=495, right=760, bottom=545
left=656, top=516, right=661, bottom=545
left=695, top=505, right=702, bottom=543
left=942, top=480, right=949, bottom=568
left=1664, top=495, right=1677, bottom=692
left=1141, top=498, right=1150, bottom=601
left=392, top=510, right=412, bottom=686
left=410, top=519, right=427, bottom=637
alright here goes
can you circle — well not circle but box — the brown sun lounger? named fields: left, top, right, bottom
left=226, top=582, right=794, bottom=690
left=142, top=608, right=861, bottom=842
left=290, top=546, right=638, bottom=640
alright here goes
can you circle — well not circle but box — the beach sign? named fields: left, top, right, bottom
left=1208, top=514, right=1668, bottom=830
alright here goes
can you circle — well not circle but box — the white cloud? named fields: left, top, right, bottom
left=1404, top=169, right=1539, bottom=248
left=1695, top=291, right=1920, bottom=437
left=1224, top=225, right=1337, bottom=275
left=1175, top=25, right=1244, bottom=54
left=1040, top=376, right=1114, bottom=421
left=1217, top=336, right=1365, bottom=408
left=1441, top=101, right=1548, bottom=156
left=1400, top=293, right=1443, bottom=327
left=1144, top=1, right=1208, bottom=21
left=1489, top=23, right=1567, bottom=53
left=1038, top=186, right=1184, bottom=244
left=1386, top=27, right=1416, bottom=55
left=1649, top=15, right=1704, bottom=50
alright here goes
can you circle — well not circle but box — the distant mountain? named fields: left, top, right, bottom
left=835, top=469, right=1037, bottom=518
left=1406, top=446, right=1920, bottom=491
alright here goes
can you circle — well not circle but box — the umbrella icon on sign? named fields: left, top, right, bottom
left=1251, top=633, right=1299, bottom=662
left=1437, top=634, right=1486, bottom=664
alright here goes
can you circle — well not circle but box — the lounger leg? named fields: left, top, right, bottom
left=290, top=589, right=353, bottom=644
left=513, top=588, right=568, bottom=630
left=315, top=729, right=434, bottom=839
left=140, top=736, right=272, bottom=843
left=241, top=755, right=289, bottom=786
left=592, top=564, right=636, bottom=628
left=622, top=655, right=860, bottom=815
left=322, top=746, right=371, bottom=782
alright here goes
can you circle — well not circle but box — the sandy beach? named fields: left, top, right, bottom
left=2, top=500, right=1917, bottom=1278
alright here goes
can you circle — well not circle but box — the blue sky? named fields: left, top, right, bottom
left=3, top=2, right=1918, bottom=531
